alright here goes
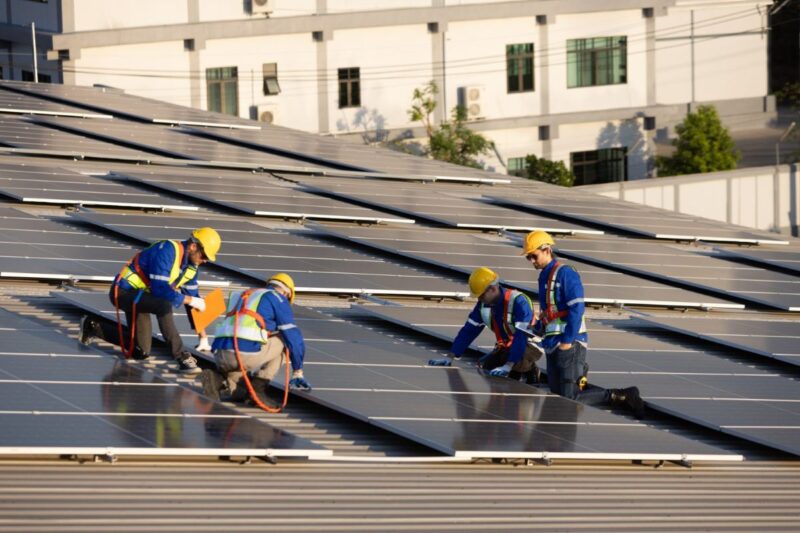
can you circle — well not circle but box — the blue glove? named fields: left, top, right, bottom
left=289, top=370, right=312, bottom=391
left=428, top=359, right=452, bottom=366
left=489, top=363, right=513, bottom=378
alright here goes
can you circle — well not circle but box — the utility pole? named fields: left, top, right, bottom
left=31, top=22, right=38, bottom=83
left=774, top=121, right=796, bottom=232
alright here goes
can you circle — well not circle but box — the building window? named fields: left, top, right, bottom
left=263, top=63, right=280, bottom=96
left=206, top=66, right=238, bottom=116
left=338, top=67, right=360, bottom=108
left=571, top=148, right=627, bottom=185
left=567, top=37, right=627, bottom=88
left=21, top=70, right=51, bottom=83
left=507, top=157, right=528, bottom=177
left=506, top=43, right=534, bottom=93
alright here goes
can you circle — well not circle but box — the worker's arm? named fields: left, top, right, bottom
left=147, top=242, right=186, bottom=308
left=450, top=303, right=485, bottom=357
left=559, top=267, right=585, bottom=347
left=506, top=295, right=535, bottom=363
left=266, top=293, right=306, bottom=371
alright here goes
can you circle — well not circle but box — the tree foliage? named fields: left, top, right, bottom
left=408, top=81, right=491, bottom=169
left=657, top=105, right=740, bottom=177
left=522, top=154, right=575, bottom=187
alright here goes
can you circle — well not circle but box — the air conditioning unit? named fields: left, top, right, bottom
left=251, top=0, right=274, bottom=15
left=256, top=104, right=278, bottom=124
left=459, top=86, right=484, bottom=121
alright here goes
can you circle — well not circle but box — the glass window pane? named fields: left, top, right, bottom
left=352, top=81, right=360, bottom=106
left=207, top=83, right=221, bottom=112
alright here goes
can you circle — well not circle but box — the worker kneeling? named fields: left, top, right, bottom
left=201, top=273, right=311, bottom=405
left=429, top=266, right=542, bottom=383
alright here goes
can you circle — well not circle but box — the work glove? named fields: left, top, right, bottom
left=195, top=336, right=212, bottom=352
left=489, top=363, right=513, bottom=378
left=289, top=369, right=312, bottom=391
left=428, top=354, right=461, bottom=367
left=187, top=296, right=206, bottom=312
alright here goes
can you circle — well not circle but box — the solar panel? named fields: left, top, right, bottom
left=54, top=291, right=739, bottom=462
left=0, top=86, right=112, bottom=119
left=529, top=234, right=800, bottom=312
left=0, top=80, right=259, bottom=130
left=487, top=193, right=790, bottom=245
left=0, top=115, right=154, bottom=160
left=314, top=223, right=742, bottom=309
left=29, top=115, right=310, bottom=167
left=716, top=245, right=800, bottom=276
left=356, top=304, right=800, bottom=456
left=0, top=162, right=197, bottom=210
left=294, top=176, right=599, bottom=234
left=118, top=170, right=414, bottom=224
left=74, top=211, right=467, bottom=298
left=635, top=316, right=800, bottom=368
left=0, top=207, right=228, bottom=285
left=0, top=307, right=329, bottom=459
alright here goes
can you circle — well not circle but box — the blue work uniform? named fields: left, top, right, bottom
left=212, top=290, right=306, bottom=371
left=451, top=287, right=534, bottom=365
left=116, top=239, right=200, bottom=308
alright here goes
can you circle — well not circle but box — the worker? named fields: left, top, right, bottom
left=79, top=227, right=222, bottom=374
left=522, top=230, right=645, bottom=418
left=428, top=267, right=542, bottom=384
left=200, top=273, right=311, bottom=404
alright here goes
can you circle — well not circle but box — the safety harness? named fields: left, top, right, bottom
left=113, top=241, right=196, bottom=359
left=226, top=288, right=290, bottom=414
left=480, top=288, right=532, bottom=350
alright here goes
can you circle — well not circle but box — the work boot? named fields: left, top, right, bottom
left=609, top=387, right=645, bottom=420
left=132, top=346, right=150, bottom=361
left=525, top=365, right=542, bottom=385
left=200, top=368, right=225, bottom=401
left=176, top=352, right=201, bottom=374
left=78, top=315, right=102, bottom=345
left=245, top=377, right=274, bottom=407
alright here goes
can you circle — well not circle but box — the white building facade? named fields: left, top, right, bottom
left=0, top=0, right=774, bottom=183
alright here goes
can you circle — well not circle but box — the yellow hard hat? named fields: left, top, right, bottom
left=268, top=272, right=296, bottom=303
left=192, top=227, right=221, bottom=262
left=520, top=230, right=555, bottom=256
left=468, top=267, right=499, bottom=298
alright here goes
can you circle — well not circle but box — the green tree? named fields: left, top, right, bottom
left=407, top=81, right=491, bottom=169
left=522, top=154, right=575, bottom=187
left=657, top=105, right=740, bottom=177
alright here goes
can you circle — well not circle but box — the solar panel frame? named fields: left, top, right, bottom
left=715, top=245, right=800, bottom=276
left=53, top=291, right=739, bottom=462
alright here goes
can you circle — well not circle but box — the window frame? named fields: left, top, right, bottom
left=506, top=43, right=535, bottom=94
left=206, top=66, right=239, bottom=116
left=567, top=36, right=627, bottom=88
left=262, top=63, right=280, bottom=96
left=570, top=147, right=628, bottom=185
left=338, top=67, right=361, bottom=109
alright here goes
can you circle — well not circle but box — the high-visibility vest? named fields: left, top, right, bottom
left=214, top=288, right=275, bottom=344
left=479, top=288, right=532, bottom=348
left=118, top=240, right=197, bottom=292
left=540, top=262, right=587, bottom=337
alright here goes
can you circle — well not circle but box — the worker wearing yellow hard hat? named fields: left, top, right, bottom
left=202, top=272, right=311, bottom=404
left=523, top=230, right=644, bottom=418
left=79, top=226, right=222, bottom=374
left=428, top=266, right=543, bottom=383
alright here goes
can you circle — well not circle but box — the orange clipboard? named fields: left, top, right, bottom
left=190, top=288, right=226, bottom=332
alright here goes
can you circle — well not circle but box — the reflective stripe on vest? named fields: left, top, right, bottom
left=214, top=288, right=274, bottom=343
left=119, top=240, right=197, bottom=292
left=478, top=289, right=531, bottom=347
left=540, top=263, right=587, bottom=337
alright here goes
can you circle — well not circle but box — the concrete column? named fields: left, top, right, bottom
left=188, top=0, right=202, bottom=109
left=538, top=16, right=552, bottom=159
left=315, top=31, right=331, bottom=133
left=431, top=22, right=447, bottom=124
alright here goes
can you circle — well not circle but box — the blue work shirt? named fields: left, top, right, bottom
left=450, top=287, right=534, bottom=364
left=211, top=290, right=306, bottom=371
left=116, top=239, right=200, bottom=309
left=534, top=260, right=589, bottom=352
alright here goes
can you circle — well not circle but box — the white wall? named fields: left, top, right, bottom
left=326, top=0, right=431, bottom=13
left=585, top=166, right=800, bottom=234
left=201, top=32, right=319, bottom=131
left=445, top=17, right=539, bottom=121
left=70, top=0, right=189, bottom=31
left=326, top=24, right=433, bottom=134
left=73, top=41, right=192, bottom=107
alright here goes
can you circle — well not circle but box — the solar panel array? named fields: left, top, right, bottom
left=0, top=307, right=328, bottom=459
left=487, top=192, right=791, bottom=245
left=75, top=211, right=468, bottom=298
left=0, top=86, right=112, bottom=119
left=315, top=223, right=742, bottom=309
left=0, top=162, right=197, bottom=210
left=294, top=175, right=599, bottom=234
left=716, top=245, right=800, bottom=276
left=356, top=305, right=800, bottom=456
left=119, top=169, right=412, bottom=223
left=54, top=291, right=738, bottom=461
